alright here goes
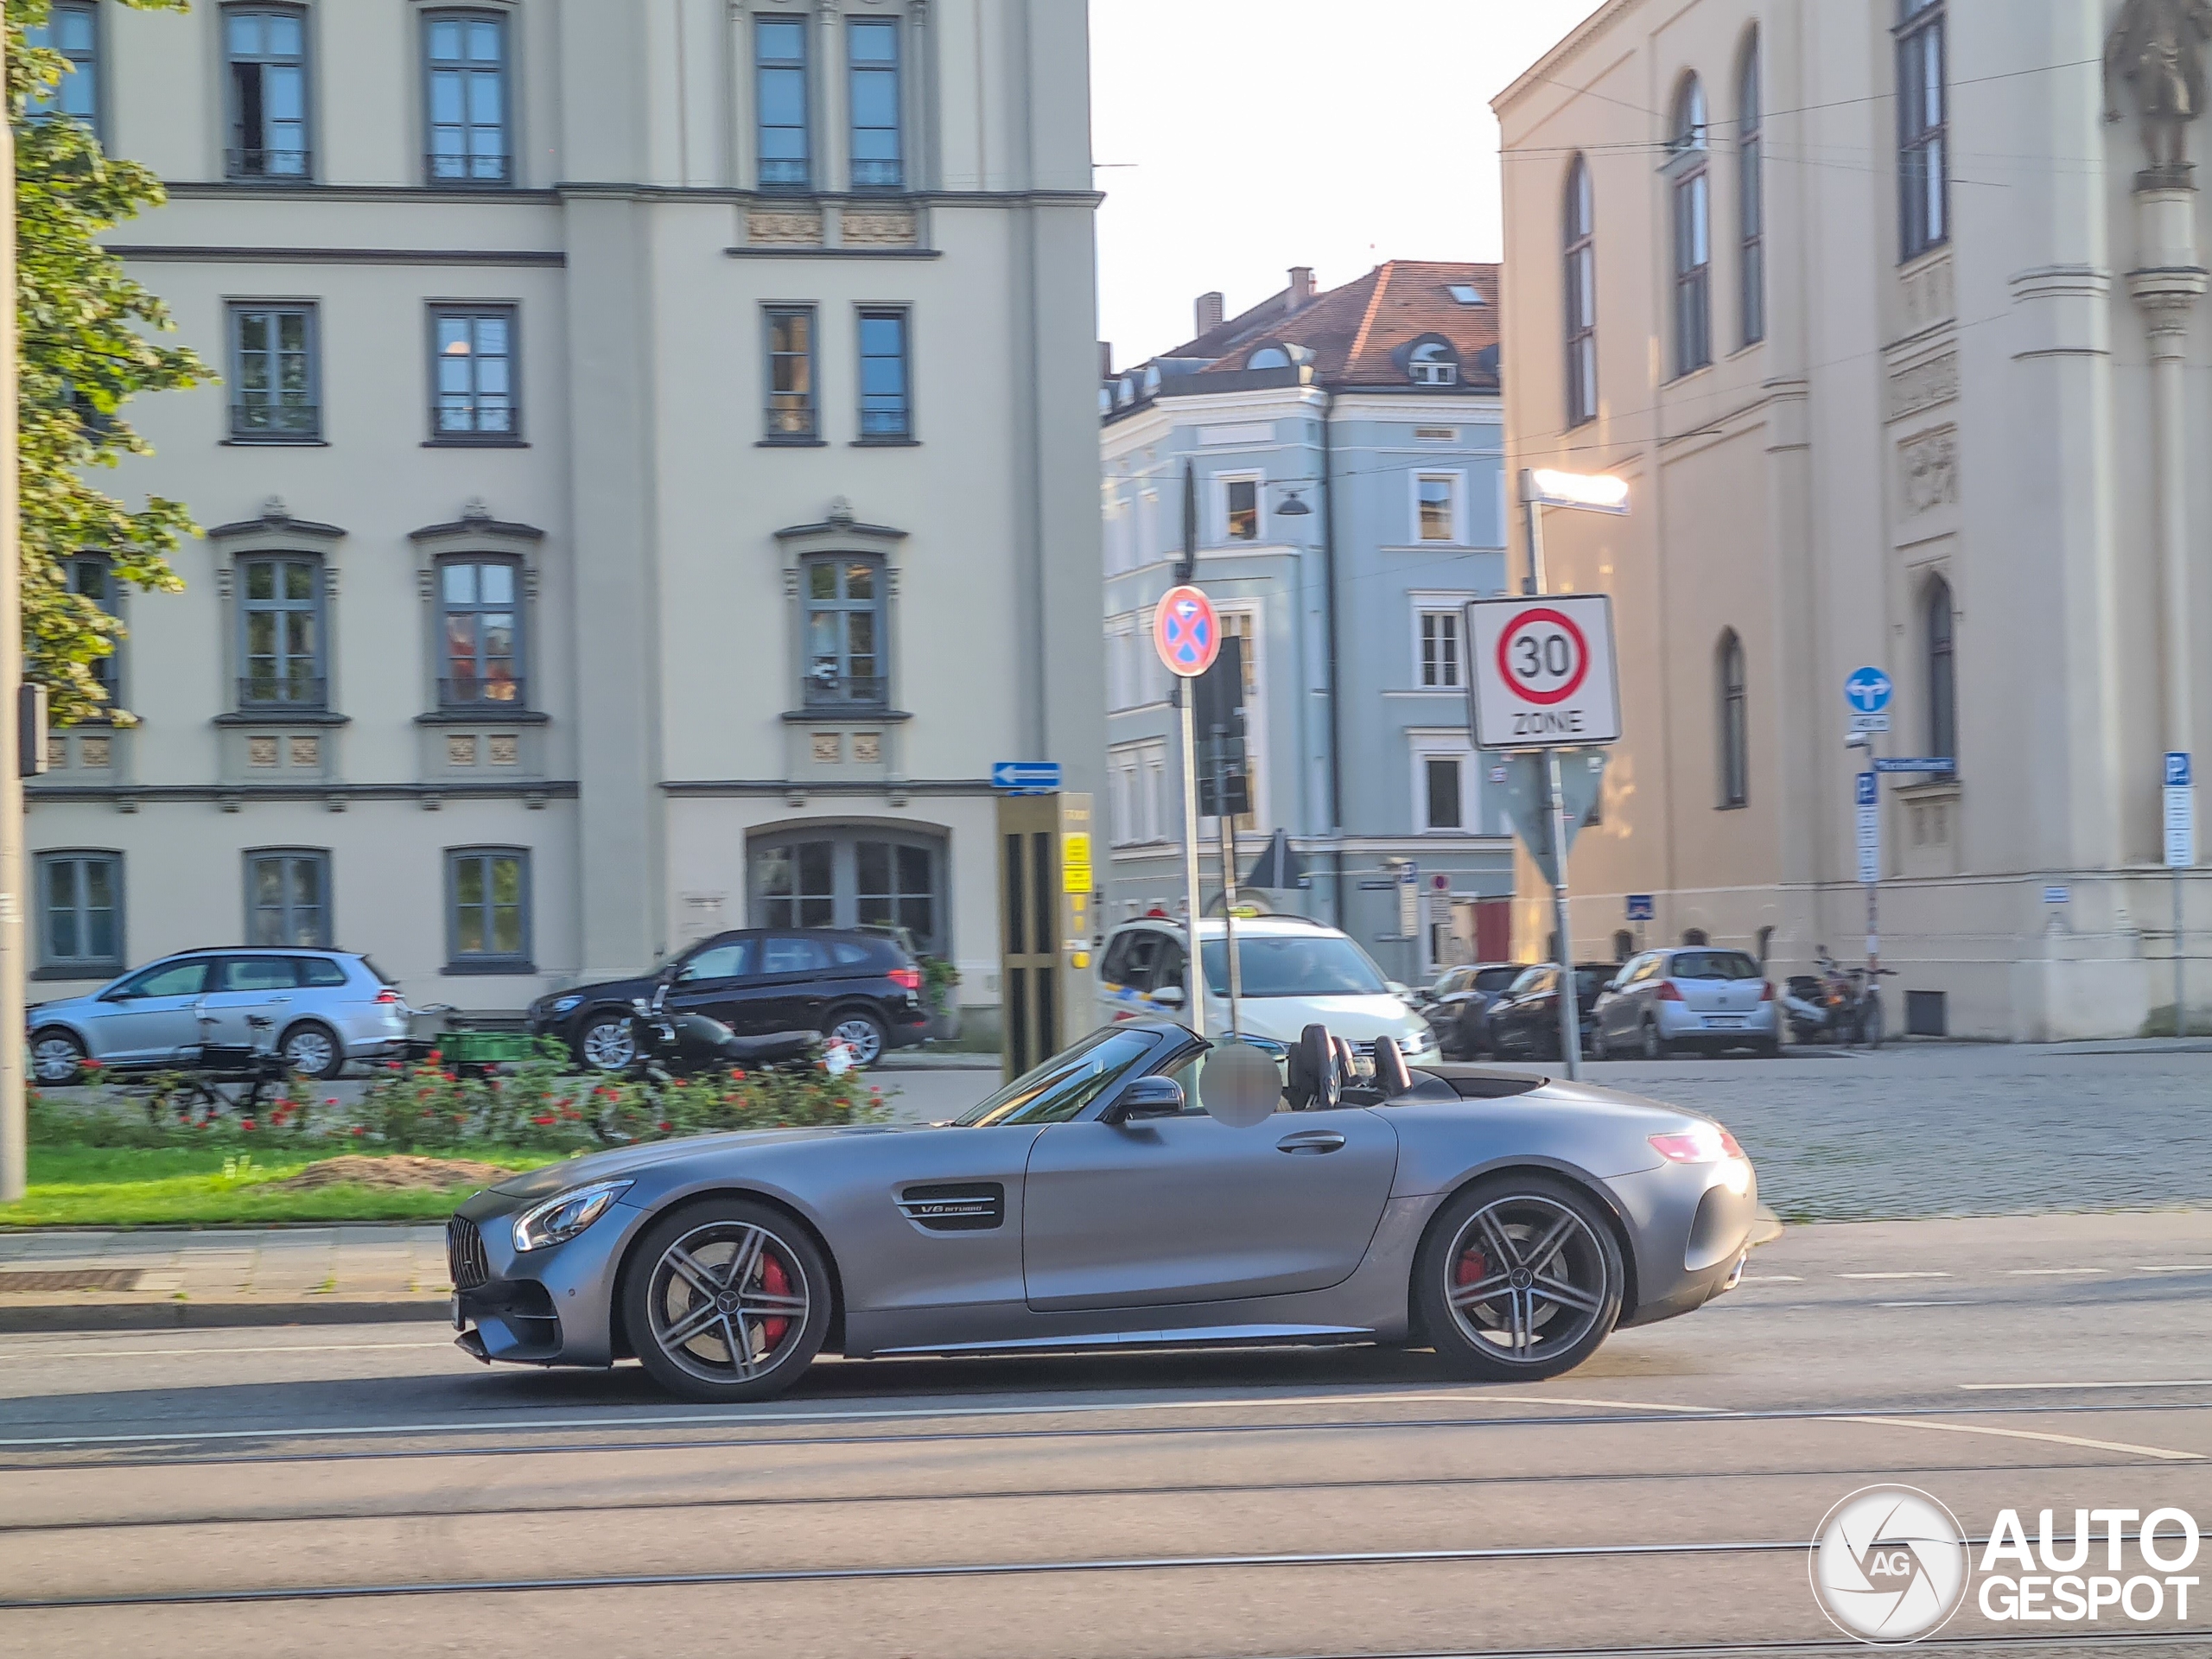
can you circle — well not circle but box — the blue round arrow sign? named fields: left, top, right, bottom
left=1845, top=666, right=1893, bottom=715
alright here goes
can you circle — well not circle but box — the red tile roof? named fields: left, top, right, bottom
left=1167, top=261, right=1501, bottom=391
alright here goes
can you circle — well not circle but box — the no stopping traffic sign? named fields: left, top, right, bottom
left=1465, top=594, right=1621, bottom=748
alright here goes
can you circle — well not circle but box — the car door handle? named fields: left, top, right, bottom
left=1276, top=1129, right=1347, bottom=1154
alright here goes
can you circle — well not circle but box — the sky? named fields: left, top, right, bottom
left=1089, top=0, right=1608, bottom=370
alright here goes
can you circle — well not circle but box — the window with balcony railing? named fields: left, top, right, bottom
left=849, top=18, right=903, bottom=190
left=766, top=305, right=817, bottom=440
left=229, top=302, right=320, bottom=440
left=424, top=10, right=511, bottom=185
left=439, top=558, right=524, bottom=707
left=238, top=555, right=325, bottom=708
left=802, top=556, right=886, bottom=709
left=225, top=6, right=311, bottom=181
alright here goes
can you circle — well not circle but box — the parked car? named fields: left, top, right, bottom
left=529, top=928, right=928, bottom=1071
left=1591, top=948, right=1779, bottom=1058
left=1484, top=963, right=1615, bottom=1060
left=447, top=1017, right=1759, bottom=1401
left=26, top=948, right=409, bottom=1083
left=1416, top=962, right=1529, bottom=1059
left=1096, top=914, right=1439, bottom=1060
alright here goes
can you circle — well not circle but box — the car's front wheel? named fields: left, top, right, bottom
left=623, top=1199, right=831, bottom=1402
left=577, top=1011, right=639, bottom=1072
left=1639, top=1018, right=1672, bottom=1060
left=30, top=1029, right=86, bottom=1085
left=1416, top=1174, right=1624, bottom=1382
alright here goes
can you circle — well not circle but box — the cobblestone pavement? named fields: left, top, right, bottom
left=1577, top=1040, right=2212, bottom=1222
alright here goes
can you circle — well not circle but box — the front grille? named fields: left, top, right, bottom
left=447, top=1216, right=490, bottom=1290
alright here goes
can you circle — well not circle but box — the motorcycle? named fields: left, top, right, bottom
left=624, top=978, right=823, bottom=1081
left=1782, top=950, right=1889, bottom=1047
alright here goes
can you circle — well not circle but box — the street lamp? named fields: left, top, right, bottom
left=1274, top=488, right=1313, bottom=517
left=1516, top=466, right=1630, bottom=1079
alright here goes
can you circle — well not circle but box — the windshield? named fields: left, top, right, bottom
left=1474, top=967, right=1523, bottom=994
left=1672, top=950, right=1761, bottom=981
left=954, top=1029, right=1159, bottom=1127
left=1198, top=934, right=1389, bottom=998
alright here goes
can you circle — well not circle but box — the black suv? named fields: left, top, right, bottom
left=529, top=929, right=928, bottom=1070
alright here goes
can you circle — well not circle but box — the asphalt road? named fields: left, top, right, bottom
left=3, top=1210, right=2206, bottom=1658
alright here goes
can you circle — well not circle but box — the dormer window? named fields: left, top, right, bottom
left=1446, top=283, right=1485, bottom=306
left=1247, top=346, right=1292, bottom=371
left=1409, top=340, right=1459, bottom=386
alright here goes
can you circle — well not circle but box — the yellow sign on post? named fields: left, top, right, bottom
left=1062, top=831, right=1093, bottom=893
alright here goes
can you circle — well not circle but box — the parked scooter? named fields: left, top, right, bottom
left=1781, top=949, right=1889, bottom=1047
left=625, top=979, right=822, bottom=1081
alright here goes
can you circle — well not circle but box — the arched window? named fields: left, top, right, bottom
left=1669, top=75, right=1712, bottom=375
left=1248, top=344, right=1291, bottom=371
left=1408, top=340, right=1459, bottom=385
left=1717, top=629, right=1748, bottom=807
left=1564, top=155, right=1597, bottom=426
left=1738, top=35, right=1764, bottom=345
left=1926, top=576, right=1957, bottom=774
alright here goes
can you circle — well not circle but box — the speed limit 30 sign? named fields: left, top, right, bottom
left=1464, top=594, right=1622, bottom=748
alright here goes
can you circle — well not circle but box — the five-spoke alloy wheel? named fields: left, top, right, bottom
left=1415, top=1174, right=1624, bottom=1381
left=622, top=1198, right=831, bottom=1402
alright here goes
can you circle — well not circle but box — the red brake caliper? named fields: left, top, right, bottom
left=758, top=1252, right=791, bottom=1348
left=1454, top=1249, right=1488, bottom=1291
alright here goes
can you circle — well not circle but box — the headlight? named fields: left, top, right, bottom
left=512, top=1179, right=632, bottom=1253
left=550, top=995, right=584, bottom=1016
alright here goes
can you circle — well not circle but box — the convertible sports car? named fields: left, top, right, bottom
left=448, top=1020, right=1759, bottom=1402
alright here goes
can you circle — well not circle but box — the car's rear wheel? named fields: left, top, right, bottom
left=30, top=1029, right=86, bottom=1085
left=823, top=1005, right=887, bottom=1066
left=623, top=1199, right=830, bottom=1402
left=577, top=1011, right=639, bottom=1072
left=280, top=1020, right=344, bottom=1080
left=1416, top=1174, right=1624, bottom=1382
left=1640, top=1018, right=1672, bottom=1060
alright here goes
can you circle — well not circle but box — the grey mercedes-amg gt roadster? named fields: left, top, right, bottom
left=447, top=1020, right=1759, bottom=1402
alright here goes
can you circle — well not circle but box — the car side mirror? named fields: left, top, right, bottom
left=1150, top=985, right=1185, bottom=1008
left=1105, top=1076, right=1185, bottom=1123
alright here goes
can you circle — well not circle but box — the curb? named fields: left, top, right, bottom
left=0, top=1299, right=453, bottom=1333
left=1747, top=1204, right=1785, bottom=1248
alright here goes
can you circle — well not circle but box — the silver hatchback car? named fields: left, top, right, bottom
left=27, top=949, right=411, bottom=1083
left=1591, top=947, right=1780, bottom=1058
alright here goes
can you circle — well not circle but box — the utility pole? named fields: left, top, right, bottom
left=1522, top=500, right=1582, bottom=1081
left=1, top=79, right=26, bottom=1205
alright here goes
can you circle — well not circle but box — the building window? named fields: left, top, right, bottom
left=1223, top=477, right=1260, bottom=542
left=756, top=15, right=810, bottom=189
left=246, top=849, right=330, bottom=947
left=1109, top=740, right=1170, bottom=845
left=37, top=851, right=123, bottom=974
left=1897, top=0, right=1948, bottom=259
left=228, top=302, right=319, bottom=440
left=1718, top=629, right=1748, bottom=808
left=26, top=2, right=99, bottom=128
left=424, top=10, right=511, bottom=184
left=68, top=555, right=119, bottom=706
left=753, top=829, right=946, bottom=954
left=1564, top=154, right=1597, bottom=427
left=224, top=6, right=309, bottom=179
left=765, top=305, right=817, bottom=440
left=440, top=557, right=521, bottom=706
left=1425, top=757, right=1464, bottom=830
left=1670, top=76, right=1712, bottom=377
left=1217, top=610, right=1262, bottom=832
left=1416, top=474, right=1459, bottom=543
left=1738, top=36, right=1765, bottom=346
left=238, top=554, right=324, bottom=708
left=1926, top=575, right=1956, bottom=772
left=858, top=308, right=911, bottom=439
left=849, top=17, right=902, bottom=190
left=1419, top=610, right=1462, bottom=689
left=446, top=847, right=530, bottom=969
left=429, top=305, right=517, bottom=440
left=1408, top=340, right=1459, bottom=386
left=803, top=556, right=885, bottom=709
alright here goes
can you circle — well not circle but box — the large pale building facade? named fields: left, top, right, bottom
left=1495, top=0, right=2209, bottom=1039
left=29, top=0, right=1102, bottom=1033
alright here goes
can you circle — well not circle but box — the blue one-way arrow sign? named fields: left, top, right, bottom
left=992, top=760, right=1061, bottom=791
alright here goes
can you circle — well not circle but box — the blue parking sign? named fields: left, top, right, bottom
left=2167, top=752, right=2193, bottom=789
left=1625, top=894, right=1655, bottom=922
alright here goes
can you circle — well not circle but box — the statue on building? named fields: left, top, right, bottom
left=2106, top=0, right=2212, bottom=178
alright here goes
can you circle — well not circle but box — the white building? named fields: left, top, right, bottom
left=29, top=0, right=1103, bottom=1038
left=1494, top=0, right=2207, bottom=1039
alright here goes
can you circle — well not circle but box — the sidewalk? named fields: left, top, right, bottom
left=0, top=1224, right=453, bottom=1331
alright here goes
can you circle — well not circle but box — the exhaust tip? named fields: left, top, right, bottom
left=1721, top=1252, right=1748, bottom=1293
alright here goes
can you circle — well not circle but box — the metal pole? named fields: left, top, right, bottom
left=2177, top=868, right=2187, bottom=1039
left=0, top=90, right=24, bottom=1204
left=1219, top=800, right=1243, bottom=1035
left=1546, top=750, right=1580, bottom=1081
left=1179, top=690, right=1205, bottom=1040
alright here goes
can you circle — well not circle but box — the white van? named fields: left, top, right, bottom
left=1096, top=914, right=1439, bottom=1058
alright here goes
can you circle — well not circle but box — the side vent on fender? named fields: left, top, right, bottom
left=897, top=1181, right=1006, bottom=1232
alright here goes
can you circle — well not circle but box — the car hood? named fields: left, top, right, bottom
left=531, top=976, right=657, bottom=1016
left=490, top=1122, right=933, bottom=1198
left=1215, top=994, right=1427, bottom=1046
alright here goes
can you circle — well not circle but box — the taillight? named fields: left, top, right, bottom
left=1649, top=1125, right=1746, bottom=1163
left=374, top=988, right=403, bottom=1005
left=1759, top=980, right=1775, bottom=1001
left=888, top=966, right=922, bottom=992
left=1657, top=979, right=1685, bottom=1001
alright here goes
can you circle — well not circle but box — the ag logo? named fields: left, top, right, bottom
left=1809, top=1485, right=1968, bottom=1643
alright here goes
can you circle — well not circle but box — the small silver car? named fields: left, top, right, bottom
left=27, top=949, right=410, bottom=1082
left=448, top=1019, right=1758, bottom=1402
left=1592, top=948, right=1780, bottom=1059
